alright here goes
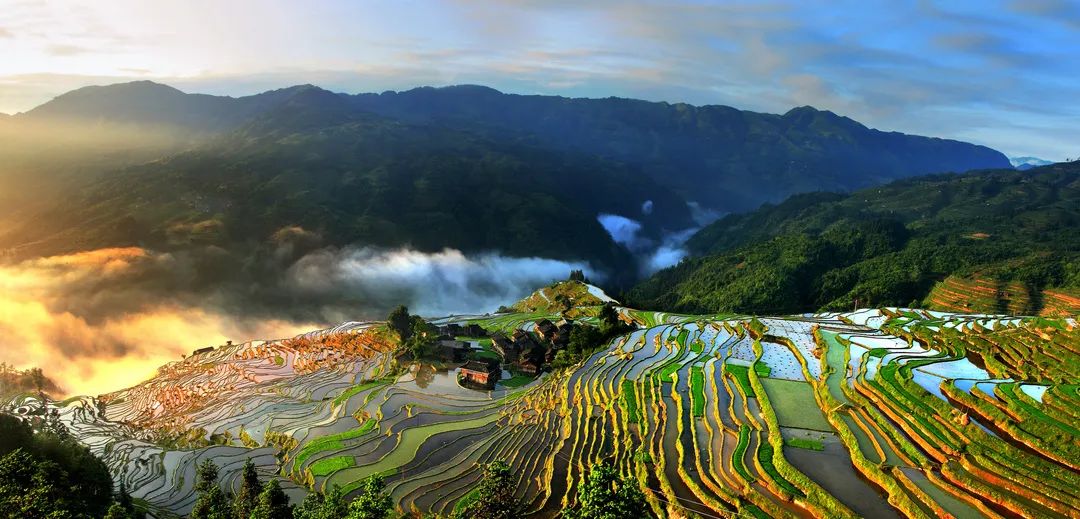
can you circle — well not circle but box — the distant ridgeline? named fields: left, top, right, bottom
left=629, top=162, right=1080, bottom=316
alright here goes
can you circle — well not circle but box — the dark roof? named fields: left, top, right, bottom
left=438, top=340, right=469, bottom=349
left=461, top=360, right=498, bottom=373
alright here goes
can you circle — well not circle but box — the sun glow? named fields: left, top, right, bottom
left=0, top=247, right=316, bottom=397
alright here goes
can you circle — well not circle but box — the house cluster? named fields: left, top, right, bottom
left=448, top=318, right=576, bottom=389
left=490, top=318, right=575, bottom=376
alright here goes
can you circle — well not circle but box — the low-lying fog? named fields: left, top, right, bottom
left=0, top=246, right=598, bottom=397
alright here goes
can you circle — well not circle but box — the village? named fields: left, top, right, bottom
left=435, top=318, right=575, bottom=389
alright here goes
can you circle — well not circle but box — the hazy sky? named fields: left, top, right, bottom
left=0, top=0, right=1076, bottom=159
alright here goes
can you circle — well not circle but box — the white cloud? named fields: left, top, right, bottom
left=597, top=213, right=696, bottom=275
left=285, top=247, right=599, bottom=318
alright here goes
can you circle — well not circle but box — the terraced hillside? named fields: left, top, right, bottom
left=3, top=284, right=1078, bottom=518
left=926, top=275, right=1080, bottom=317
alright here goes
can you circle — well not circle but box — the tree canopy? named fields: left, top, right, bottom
left=564, top=462, right=650, bottom=519
left=452, top=461, right=518, bottom=519
left=0, top=413, right=116, bottom=518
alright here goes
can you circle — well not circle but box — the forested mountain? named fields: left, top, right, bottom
left=6, top=81, right=1008, bottom=213
left=628, top=162, right=1080, bottom=315
left=350, top=85, right=1010, bottom=211
left=0, top=80, right=1011, bottom=286
left=1, top=86, right=695, bottom=284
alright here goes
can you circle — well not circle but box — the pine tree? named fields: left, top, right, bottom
left=345, top=474, right=392, bottom=519
left=195, top=460, right=219, bottom=493
left=452, top=461, right=517, bottom=519
left=294, top=485, right=347, bottom=519
left=191, top=460, right=233, bottom=519
left=251, top=479, right=293, bottom=519
left=117, top=479, right=137, bottom=518
left=234, top=459, right=263, bottom=519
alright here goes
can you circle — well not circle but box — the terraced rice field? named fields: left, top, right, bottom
left=4, top=297, right=1078, bottom=518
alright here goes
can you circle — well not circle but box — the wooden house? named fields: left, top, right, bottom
left=436, top=340, right=471, bottom=362
left=535, top=319, right=557, bottom=342
left=491, top=334, right=518, bottom=362
left=460, top=360, right=500, bottom=388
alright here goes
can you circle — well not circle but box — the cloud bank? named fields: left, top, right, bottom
left=0, top=245, right=595, bottom=397
left=597, top=213, right=697, bottom=276
left=285, top=247, right=599, bottom=318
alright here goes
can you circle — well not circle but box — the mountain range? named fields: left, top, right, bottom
left=0, top=81, right=1010, bottom=283
left=7, top=81, right=1010, bottom=210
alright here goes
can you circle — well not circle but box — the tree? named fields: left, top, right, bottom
left=192, top=486, right=233, bottom=519
left=251, top=479, right=293, bottom=519
left=452, top=461, right=518, bottom=519
left=551, top=349, right=575, bottom=370
left=567, top=325, right=603, bottom=357
left=195, top=459, right=220, bottom=493
left=346, top=474, right=393, bottom=519
left=191, top=460, right=233, bottom=519
left=0, top=449, right=72, bottom=518
left=0, top=414, right=33, bottom=456
left=118, top=480, right=134, bottom=510
left=29, top=368, right=46, bottom=398
left=404, top=316, right=436, bottom=360
left=105, top=501, right=136, bottom=519
left=117, top=479, right=137, bottom=518
left=597, top=303, right=627, bottom=337
left=0, top=415, right=116, bottom=518
left=234, top=459, right=263, bottom=519
left=295, top=486, right=347, bottom=519
left=387, top=305, right=413, bottom=341
left=563, top=462, right=649, bottom=519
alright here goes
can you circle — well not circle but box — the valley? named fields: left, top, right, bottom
left=2, top=4, right=1077, bottom=518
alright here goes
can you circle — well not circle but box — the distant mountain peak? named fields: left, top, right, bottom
left=24, top=80, right=204, bottom=125
left=782, top=104, right=866, bottom=131
left=60, top=80, right=185, bottom=98
left=1009, top=156, right=1053, bottom=170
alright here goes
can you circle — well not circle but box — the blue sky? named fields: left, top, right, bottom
left=0, top=0, right=1076, bottom=159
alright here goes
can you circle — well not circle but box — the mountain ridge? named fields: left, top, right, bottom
left=14, top=80, right=1010, bottom=213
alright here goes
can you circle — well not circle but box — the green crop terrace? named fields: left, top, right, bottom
left=5, top=283, right=1077, bottom=518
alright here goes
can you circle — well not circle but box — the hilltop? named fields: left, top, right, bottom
left=509, top=280, right=618, bottom=316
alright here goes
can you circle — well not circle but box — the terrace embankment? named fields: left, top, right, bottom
left=6, top=301, right=1078, bottom=518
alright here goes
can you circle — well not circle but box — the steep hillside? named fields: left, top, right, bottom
left=629, top=162, right=1080, bottom=315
